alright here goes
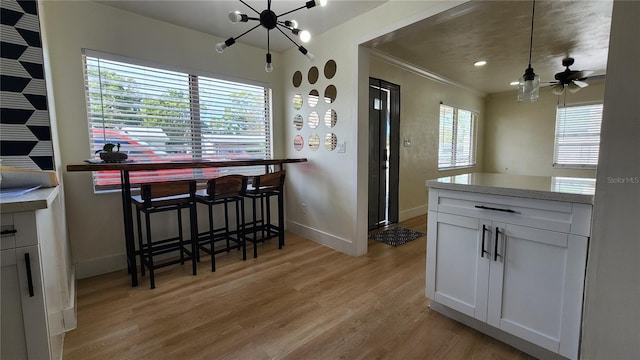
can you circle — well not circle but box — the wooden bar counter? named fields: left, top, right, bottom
left=66, top=158, right=307, bottom=287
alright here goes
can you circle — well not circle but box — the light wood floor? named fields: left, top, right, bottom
left=63, top=216, right=535, bottom=360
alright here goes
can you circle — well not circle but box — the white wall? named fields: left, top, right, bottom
left=581, top=1, right=640, bottom=358
left=38, top=0, right=285, bottom=278
left=281, top=1, right=465, bottom=255
left=369, top=54, right=485, bottom=220
left=484, top=82, right=604, bottom=178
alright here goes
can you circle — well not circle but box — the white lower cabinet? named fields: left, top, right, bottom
left=427, top=189, right=590, bottom=360
left=1, top=245, right=50, bottom=360
left=1, top=188, right=69, bottom=360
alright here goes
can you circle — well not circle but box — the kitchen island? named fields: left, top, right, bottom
left=425, top=173, right=595, bottom=360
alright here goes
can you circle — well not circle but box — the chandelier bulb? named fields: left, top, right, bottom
left=215, top=38, right=235, bottom=54
left=265, top=53, right=273, bottom=72
left=300, top=30, right=311, bottom=43
left=319, top=0, right=328, bottom=6
left=229, top=11, right=248, bottom=23
left=229, top=11, right=241, bottom=23
left=305, top=52, right=315, bottom=61
left=215, top=42, right=227, bottom=53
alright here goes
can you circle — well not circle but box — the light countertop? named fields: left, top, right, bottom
left=425, top=173, right=595, bottom=204
left=0, top=186, right=60, bottom=213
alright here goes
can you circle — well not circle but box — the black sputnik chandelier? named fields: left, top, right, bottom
left=215, top=0, right=327, bottom=72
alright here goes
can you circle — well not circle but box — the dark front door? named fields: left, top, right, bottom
left=368, top=78, right=400, bottom=230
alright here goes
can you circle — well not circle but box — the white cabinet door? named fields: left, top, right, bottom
left=1, top=246, right=51, bottom=360
left=487, top=224, right=587, bottom=360
left=427, top=211, right=491, bottom=321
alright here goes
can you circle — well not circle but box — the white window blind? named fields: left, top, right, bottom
left=438, top=104, right=476, bottom=169
left=83, top=53, right=271, bottom=191
left=554, top=103, right=603, bottom=168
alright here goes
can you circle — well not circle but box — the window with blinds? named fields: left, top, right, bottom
left=554, top=103, right=603, bottom=168
left=438, top=104, right=477, bottom=169
left=83, top=51, right=272, bottom=191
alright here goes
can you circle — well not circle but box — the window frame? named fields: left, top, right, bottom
left=82, top=49, right=273, bottom=192
left=437, top=103, right=478, bottom=171
left=553, top=102, right=603, bottom=169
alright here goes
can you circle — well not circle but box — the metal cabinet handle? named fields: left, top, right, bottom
left=24, top=253, right=35, bottom=297
left=481, top=224, right=489, bottom=258
left=494, top=227, right=501, bottom=261
left=1, top=229, right=17, bottom=236
left=475, top=205, right=516, bottom=213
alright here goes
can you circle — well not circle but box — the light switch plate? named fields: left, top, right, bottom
left=337, top=141, right=346, bottom=153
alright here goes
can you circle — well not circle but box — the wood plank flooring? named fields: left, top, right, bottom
left=63, top=216, right=535, bottom=359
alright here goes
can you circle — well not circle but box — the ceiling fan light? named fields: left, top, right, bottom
left=552, top=83, right=565, bottom=95
left=567, top=82, right=582, bottom=93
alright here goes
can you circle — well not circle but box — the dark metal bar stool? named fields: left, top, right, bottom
left=132, top=180, right=198, bottom=289
left=243, top=170, right=286, bottom=258
left=196, top=175, right=247, bottom=271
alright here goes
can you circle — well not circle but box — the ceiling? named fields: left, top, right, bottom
left=98, top=0, right=613, bottom=95
left=98, top=0, right=387, bottom=52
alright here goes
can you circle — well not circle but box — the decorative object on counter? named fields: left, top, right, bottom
left=369, top=226, right=425, bottom=247
left=517, top=0, right=540, bottom=102
left=215, top=0, right=328, bottom=72
left=95, top=143, right=128, bottom=163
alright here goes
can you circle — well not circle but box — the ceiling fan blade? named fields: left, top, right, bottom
left=567, top=80, right=589, bottom=93
left=572, top=80, right=589, bottom=88
left=567, top=70, right=593, bottom=80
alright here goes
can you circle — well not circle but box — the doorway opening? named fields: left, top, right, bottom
left=368, top=78, right=400, bottom=231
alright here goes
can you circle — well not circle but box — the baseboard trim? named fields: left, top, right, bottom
left=62, top=264, right=77, bottom=331
left=399, top=205, right=427, bottom=222
left=75, top=253, right=126, bottom=279
left=286, top=220, right=354, bottom=255
left=429, top=301, right=569, bottom=360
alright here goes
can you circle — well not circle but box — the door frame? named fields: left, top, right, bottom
left=368, top=77, right=400, bottom=230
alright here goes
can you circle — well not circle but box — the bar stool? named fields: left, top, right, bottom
left=196, top=174, right=247, bottom=272
left=132, top=179, right=198, bottom=289
left=243, top=170, right=286, bottom=258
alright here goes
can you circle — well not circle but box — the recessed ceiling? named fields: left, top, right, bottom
left=367, top=1, right=613, bottom=94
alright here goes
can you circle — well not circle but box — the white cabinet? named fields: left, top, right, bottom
left=2, top=244, right=50, bottom=360
left=1, top=187, right=69, bottom=360
left=427, top=188, right=591, bottom=360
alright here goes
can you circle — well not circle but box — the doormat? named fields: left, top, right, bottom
left=368, top=226, right=425, bottom=247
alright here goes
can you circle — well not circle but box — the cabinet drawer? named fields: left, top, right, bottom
left=1, top=212, right=38, bottom=249
left=1, top=214, right=16, bottom=250
left=431, top=189, right=592, bottom=236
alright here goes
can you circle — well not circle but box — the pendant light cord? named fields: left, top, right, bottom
left=528, top=0, right=536, bottom=67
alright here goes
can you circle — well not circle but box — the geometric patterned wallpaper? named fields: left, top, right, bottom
left=1, top=0, right=55, bottom=170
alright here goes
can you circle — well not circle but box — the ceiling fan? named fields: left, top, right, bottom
left=549, top=57, right=593, bottom=95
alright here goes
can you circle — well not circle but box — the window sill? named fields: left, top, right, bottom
left=438, top=165, right=476, bottom=172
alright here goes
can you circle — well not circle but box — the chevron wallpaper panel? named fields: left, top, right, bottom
left=1, top=0, right=55, bottom=170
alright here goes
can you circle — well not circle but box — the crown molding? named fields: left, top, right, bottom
left=369, top=48, right=487, bottom=98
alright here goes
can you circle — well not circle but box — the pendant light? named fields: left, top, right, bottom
left=517, top=0, right=540, bottom=102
